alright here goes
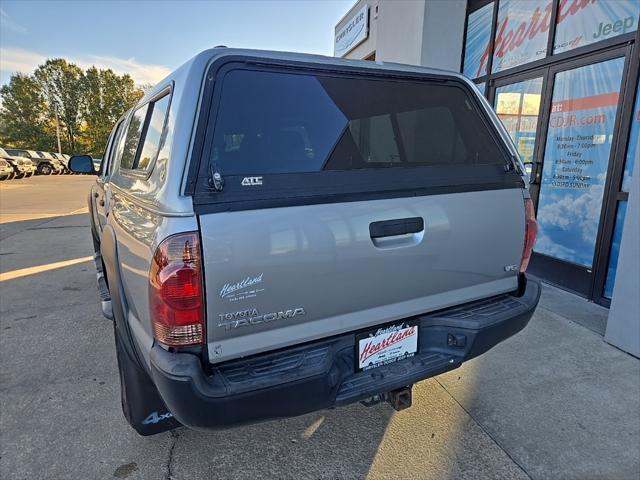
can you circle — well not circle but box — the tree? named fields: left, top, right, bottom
left=34, top=59, right=85, bottom=152
left=0, top=73, right=56, bottom=150
left=82, top=67, right=143, bottom=156
left=1, top=59, right=145, bottom=155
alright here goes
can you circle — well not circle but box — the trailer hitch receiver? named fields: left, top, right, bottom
left=385, top=385, right=412, bottom=411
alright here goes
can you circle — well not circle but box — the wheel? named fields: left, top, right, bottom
left=38, top=163, right=52, bottom=175
left=7, top=171, right=15, bottom=180
left=14, top=172, right=25, bottom=179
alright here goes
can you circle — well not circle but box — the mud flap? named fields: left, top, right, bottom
left=114, top=324, right=182, bottom=436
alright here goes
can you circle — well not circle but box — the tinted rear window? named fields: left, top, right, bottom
left=120, top=105, right=149, bottom=170
left=209, top=69, right=507, bottom=175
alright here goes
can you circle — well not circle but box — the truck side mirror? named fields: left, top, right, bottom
left=68, top=155, right=96, bottom=174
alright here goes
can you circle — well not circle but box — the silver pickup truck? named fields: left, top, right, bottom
left=69, top=48, right=540, bottom=436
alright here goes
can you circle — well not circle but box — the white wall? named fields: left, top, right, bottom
left=376, top=1, right=426, bottom=65
left=335, top=0, right=468, bottom=71
left=421, top=0, right=467, bottom=70
left=605, top=168, right=640, bottom=358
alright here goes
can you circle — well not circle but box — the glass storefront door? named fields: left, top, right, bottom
left=464, top=0, right=638, bottom=304
left=533, top=55, right=626, bottom=293
left=494, top=77, right=544, bottom=167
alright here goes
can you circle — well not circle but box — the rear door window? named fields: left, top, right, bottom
left=208, top=69, right=507, bottom=176
left=118, top=92, right=171, bottom=173
left=120, top=105, right=148, bottom=170
left=137, top=94, right=170, bottom=170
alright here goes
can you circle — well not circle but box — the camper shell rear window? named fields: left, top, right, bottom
left=209, top=70, right=508, bottom=175
left=192, top=61, right=521, bottom=212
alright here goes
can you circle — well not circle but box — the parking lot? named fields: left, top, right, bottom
left=1, top=176, right=639, bottom=480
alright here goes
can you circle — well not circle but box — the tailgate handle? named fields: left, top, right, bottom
left=369, top=217, right=424, bottom=239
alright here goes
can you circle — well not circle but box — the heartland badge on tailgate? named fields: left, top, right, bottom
left=357, top=321, right=418, bottom=371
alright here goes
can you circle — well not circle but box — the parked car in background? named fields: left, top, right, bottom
left=69, top=48, right=540, bottom=436
left=20, top=158, right=37, bottom=177
left=7, top=149, right=58, bottom=175
left=0, top=159, right=14, bottom=180
left=0, top=147, right=36, bottom=179
left=5, top=157, right=29, bottom=179
left=36, top=151, right=66, bottom=174
left=50, top=152, right=72, bottom=174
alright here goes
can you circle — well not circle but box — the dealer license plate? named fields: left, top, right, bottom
left=357, top=321, right=418, bottom=371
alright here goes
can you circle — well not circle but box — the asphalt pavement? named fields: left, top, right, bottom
left=1, top=175, right=638, bottom=480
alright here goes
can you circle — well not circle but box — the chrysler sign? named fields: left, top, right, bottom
left=335, top=5, right=369, bottom=57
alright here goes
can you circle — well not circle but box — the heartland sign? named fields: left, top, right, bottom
left=475, top=0, right=639, bottom=76
left=335, top=5, right=369, bottom=57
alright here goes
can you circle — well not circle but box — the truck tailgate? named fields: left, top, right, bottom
left=200, top=187, right=524, bottom=364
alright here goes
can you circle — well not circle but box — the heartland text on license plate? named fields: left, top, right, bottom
left=358, top=322, right=418, bottom=371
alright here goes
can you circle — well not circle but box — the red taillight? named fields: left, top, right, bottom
left=149, top=232, right=204, bottom=346
left=519, top=198, right=538, bottom=273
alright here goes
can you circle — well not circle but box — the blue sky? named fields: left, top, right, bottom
left=0, top=0, right=354, bottom=85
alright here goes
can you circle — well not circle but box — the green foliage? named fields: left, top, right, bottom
left=0, top=59, right=145, bottom=156
left=34, top=59, right=85, bottom=152
left=82, top=67, right=143, bottom=157
left=0, top=73, right=56, bottom=150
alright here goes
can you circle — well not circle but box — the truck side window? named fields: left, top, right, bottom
left=137, top=95, right=170, bottom=171
left=120, top=105, right=149, bottom=170
left=119, top=93, right=171, bottom=173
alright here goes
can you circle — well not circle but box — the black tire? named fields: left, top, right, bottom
left=7, top=172, right=15, bottom=180
left=15, top=172, right=25, bottom=179
left=113, top=323, right=181, bottom=436
left=38, top=163, right=52, bottom=175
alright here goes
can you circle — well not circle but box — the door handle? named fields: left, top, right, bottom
left=369, top=217, right=424, bottom=238
left=93, top=192, right=99, bottom=198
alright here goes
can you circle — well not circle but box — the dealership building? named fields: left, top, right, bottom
left=335, top=0, right=639, bottom=355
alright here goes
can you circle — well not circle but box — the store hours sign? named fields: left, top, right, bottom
left=535, top=58, right=625, bottom=268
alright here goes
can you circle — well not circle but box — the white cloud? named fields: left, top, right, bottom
left=82, top=54, right=171, bottom=85
left=535, top=173, right=607, bottom=266
left=0, top=47, right=45, bottom=74
left=534, top=232, right=580, bottom=263
left=0, top=46, right=171, bottom=85
left=537, top=173, right=606, bottom=243
left=0, top=9, right=27, bottom=34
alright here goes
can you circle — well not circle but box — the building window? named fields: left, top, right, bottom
left=460, top=0, right=639, bottom=304
left=492, top=0, right=552, bottom=73
left=553, top=0, right=639, bottom=55
left=603, top=81, right=640, bottom=298
left=535, top=57, right=625, bottom=267
left=494, top=77, right=543, bottom=164
left=622, top=82, right=640, bottom=192
left=463, top=2, right=494, bottom=79
left=603, top=200, right=627, bottom=298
